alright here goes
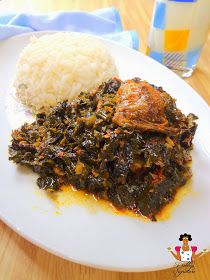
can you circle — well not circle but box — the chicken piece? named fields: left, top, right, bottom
left=113, top=78, right=179, bottom=135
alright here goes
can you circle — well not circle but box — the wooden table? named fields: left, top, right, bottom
left=0, top=1, right=210, bottom=279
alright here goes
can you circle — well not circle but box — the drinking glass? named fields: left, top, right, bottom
left=147, top=0, right=210, bottom=78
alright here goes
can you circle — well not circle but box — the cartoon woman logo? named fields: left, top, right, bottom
left=167, top=233, right=208, bottom=262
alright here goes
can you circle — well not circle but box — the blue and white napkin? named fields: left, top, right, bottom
left=0, top=7, right=139, bottom=50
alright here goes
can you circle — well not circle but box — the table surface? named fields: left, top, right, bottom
left=0, top=1, right=210, bottom=279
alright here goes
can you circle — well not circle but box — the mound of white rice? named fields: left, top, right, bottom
left=14, top=32, right=118, bottom=112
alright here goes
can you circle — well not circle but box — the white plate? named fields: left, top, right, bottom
left=0, top=32, right=210, bottom=272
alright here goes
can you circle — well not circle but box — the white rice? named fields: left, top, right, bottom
left=14, top=32, right=118, bottom=113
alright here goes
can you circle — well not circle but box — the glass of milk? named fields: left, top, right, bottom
left=147, top=0, right=210, bottom=78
